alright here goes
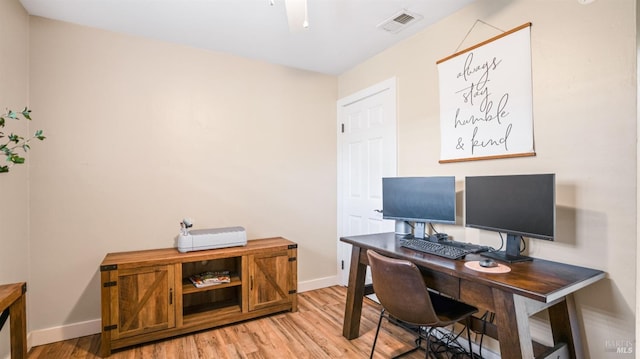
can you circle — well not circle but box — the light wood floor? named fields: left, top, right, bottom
left=27, top=286, right=454, bottom=358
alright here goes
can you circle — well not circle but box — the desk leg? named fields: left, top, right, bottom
left=548, top=294, right=579, bottom=359
left=492, top=288, right=535, bottom=359
left=10, top=286, right=27, bottom=359
left=342, top=245, right=368, bottom=339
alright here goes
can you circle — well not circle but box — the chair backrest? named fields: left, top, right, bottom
left=367, top=250, right=439, bottom=326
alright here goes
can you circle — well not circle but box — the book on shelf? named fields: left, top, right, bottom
left=189, top=270, right=231, bottom=288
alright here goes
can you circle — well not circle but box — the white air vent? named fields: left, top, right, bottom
left=377, top=10, right=423, bottom=34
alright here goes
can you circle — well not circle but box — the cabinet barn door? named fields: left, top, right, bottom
left=249, top=250, right=291, bottom=311
left=111, top=265, right=175, bottom=340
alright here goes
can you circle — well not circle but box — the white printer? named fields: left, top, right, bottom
left=177, top=219, right=247, bottom=253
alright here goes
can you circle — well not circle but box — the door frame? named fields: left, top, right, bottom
left=336, top=77, right=398, bottom=285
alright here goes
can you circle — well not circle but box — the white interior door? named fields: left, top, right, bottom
left=337, top=78, right=397, bottom=286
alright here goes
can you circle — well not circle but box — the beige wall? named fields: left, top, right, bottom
left=339, top=0, right=635, bottom=357
left=27, top=18, right=337, bottom=334
left=0, top=0, right=30, bottom=357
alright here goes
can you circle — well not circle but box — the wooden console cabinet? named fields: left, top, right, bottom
left=100, top=237, right=297, bottom=357
left=0, top=282, right=27, bottom=359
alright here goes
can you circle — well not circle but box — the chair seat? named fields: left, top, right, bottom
left=428, top=291, right=478, bottom=326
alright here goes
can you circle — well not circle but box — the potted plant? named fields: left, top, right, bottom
left=0, top=107, right=45, bottom=173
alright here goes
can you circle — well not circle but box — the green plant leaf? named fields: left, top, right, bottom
left=9, top=154, right=24, bottom=164
left=0, top=166, right=8, bottom=173
left=21, top=107, right=31, bottom=120
left=0, top=117, right=4, bottom=127
left=8, top=134, right=22, bottom=143
left=34, top=129, right=46, bottom=140
left=7, top=110, right=17, bottom=120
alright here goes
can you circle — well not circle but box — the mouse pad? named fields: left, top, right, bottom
left=464, top=261, right=511, bottom=273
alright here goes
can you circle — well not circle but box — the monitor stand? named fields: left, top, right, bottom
left=481, top=234, right=533, bottom=263
left=394, top=220, right=411, bottom=235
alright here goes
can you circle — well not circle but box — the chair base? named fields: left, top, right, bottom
left=371, top=312, right=476, bottom=359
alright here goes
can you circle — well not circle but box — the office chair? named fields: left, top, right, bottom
left=367, top=250, right=478, bottom=359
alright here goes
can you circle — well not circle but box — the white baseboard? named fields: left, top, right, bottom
left=298, top=275, right=338, bottom=293
left=28, top=277, right=339, bottom=347
left=29, top=318, right=101, bottom=347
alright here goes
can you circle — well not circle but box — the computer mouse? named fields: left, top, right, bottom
left=479, top=259, right=498, bottom=268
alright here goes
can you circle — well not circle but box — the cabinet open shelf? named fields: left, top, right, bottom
left=181, top=274, right=241, bottom=294
left=183, top=299, right=241, bottom=317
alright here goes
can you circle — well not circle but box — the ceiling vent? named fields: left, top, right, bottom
left=377, top=10, right=424, bottom=34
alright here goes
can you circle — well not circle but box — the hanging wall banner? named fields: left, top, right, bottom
left=436, top=23, right=534, bottom=163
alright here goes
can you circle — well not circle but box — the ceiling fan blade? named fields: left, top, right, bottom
left=285, top=0, right=308, bottom=32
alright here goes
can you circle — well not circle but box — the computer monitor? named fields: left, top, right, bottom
left=382, top=176, right=456, bottom=239
left=464, top=173, right=556, bottom=263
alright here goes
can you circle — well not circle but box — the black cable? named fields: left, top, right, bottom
left=478, top=311, right=496, bottom=359
left=478, top=311, right=490, bottom=359
left=520, top=236, right=526, bottom=253
left=428, top=326, right=477, bottom=358
left=492, top=232, right=504, bottom=252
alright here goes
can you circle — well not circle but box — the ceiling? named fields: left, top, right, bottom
left=19, top=0, right=475, bottom=75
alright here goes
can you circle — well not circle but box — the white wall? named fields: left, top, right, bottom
left=0, top=0, right=30, bottom=357
left=27, top=17, right=338, bottom=341
left=339, top=0, right=635, bottom=357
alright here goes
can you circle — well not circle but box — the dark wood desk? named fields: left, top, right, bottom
left=0, top=282, right=27, bottom=359
left=341, top=233, right=605, bottom=359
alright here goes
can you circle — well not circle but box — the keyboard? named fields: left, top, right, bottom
left=437, top=240, right=490, bottom=254
left=400, top=239, right=472, bottom=259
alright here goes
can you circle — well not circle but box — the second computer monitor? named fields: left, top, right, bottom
left=382, top=176, right=456, bottom=239
left=465, top=173, right=556, bottom=262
